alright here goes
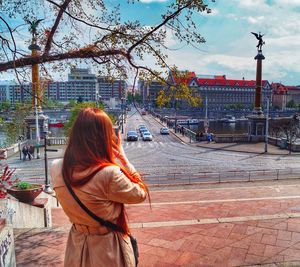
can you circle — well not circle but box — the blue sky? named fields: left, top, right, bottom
left=1, top=0, right=299, bottom=86
left=119, top=0, right=300, bottom=86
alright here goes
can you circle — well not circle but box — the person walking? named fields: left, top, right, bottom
left=50, top=108, right=149, bottom=267
left=22, top=145, right=28, bottom=161
left=29, top=145, right=35, bottom=159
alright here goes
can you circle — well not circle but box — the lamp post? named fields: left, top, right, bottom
left=121, top=97, right=124, bottom=134
left=174, top=98, right=178, bottom=133
left=18, top=135, right=24, bottom=160
left=43, top=131, right=57, bottom=194
left=204, top=95, right=209, bottom=134
left=264, top=97, right=270, bottom=153
left=34, top=96, right=40, bottom=159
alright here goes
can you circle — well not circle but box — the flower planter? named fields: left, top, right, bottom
left=7, top=184, right=43, bottom=203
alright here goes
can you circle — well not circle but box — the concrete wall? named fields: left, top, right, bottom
left=0, top=198, right=52, bottom=228
left=0, top=219, right=16, bottom=267
left=214, top=134, right=249, bottom=143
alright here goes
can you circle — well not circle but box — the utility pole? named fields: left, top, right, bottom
left=204, top=95, right=209, bottom=134
left=43, top=131, right=57, bottom=194
left=121, top=97, right=124, bottom=134
left=35, top=95, right=40, bottom=159
left=264, top=97, right=270, bottom=153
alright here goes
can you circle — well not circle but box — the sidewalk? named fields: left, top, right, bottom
left=15, top=179, right=300, bottom=266
left=153, top=116, right=298, bottom=156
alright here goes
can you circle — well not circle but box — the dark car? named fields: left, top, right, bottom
left=127, top=131, right=138, bottom=141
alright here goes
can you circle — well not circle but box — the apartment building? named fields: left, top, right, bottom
left=0, top=68, right=127, bottom=106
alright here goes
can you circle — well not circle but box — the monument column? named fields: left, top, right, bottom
left=248, top=32, right=267, bottom=143
left=254, top=50, right=265, bottom=115
left=25, top=19, right=48, bottom=154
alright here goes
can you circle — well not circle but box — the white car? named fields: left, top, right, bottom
left=160, top=127, right=169, bottom=135
left=142, top=132, right=153, bottom=141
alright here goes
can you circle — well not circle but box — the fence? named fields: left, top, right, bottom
left=142, top=168, right=300, bottom=186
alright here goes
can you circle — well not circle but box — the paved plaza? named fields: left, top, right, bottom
left=14, top=179, right=300, bottom=266
left=7, top=115, right=300, bottom=266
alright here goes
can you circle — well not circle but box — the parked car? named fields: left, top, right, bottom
left=141, top=110, right=147, bottom=115
left=160, top=127, right=169, bottom=135
left=142, top=132, right=153, bottom=141
left=127, top=131, right=138, bottom=141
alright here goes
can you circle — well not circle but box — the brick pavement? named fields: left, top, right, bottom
left=15, top=180, right=300, bottom=266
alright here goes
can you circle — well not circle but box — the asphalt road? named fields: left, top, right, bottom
left=3, top=107, right=300, bottom=186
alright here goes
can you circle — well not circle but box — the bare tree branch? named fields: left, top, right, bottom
left=44, top=0, right=72, bottom=56
left=0, top=47, right=130, bottom=72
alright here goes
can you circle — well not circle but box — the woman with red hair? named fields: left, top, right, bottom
left=50, top=108, right=149, bottom=267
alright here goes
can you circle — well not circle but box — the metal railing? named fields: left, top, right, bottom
left=142, top=168, right=300, bottom=186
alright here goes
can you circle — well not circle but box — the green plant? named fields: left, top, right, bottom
left=0, top=165, right=18, bottom=198
left=15, top=181, right=33, bottom=190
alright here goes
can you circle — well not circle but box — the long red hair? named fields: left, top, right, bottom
left=62, top=108, right=149, bottom=234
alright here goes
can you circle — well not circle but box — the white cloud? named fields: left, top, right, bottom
left=247, top=16, right=265, bottom=24
left=235, top=0, right=271, bottom=10
left=274, top=0, right=300, bottom=7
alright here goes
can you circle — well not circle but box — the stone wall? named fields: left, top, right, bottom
left=0, top=198, right=51, bottom=228
left=0, top=219, right=16, bottom=267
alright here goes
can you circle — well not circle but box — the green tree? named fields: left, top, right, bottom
left=133, top=93, right=142, bottom=104
left=286, top=100, right=297, bottom=109
left=156, top=69, right=201, bottom=108
left=0, top=101, right=11, bottom=112
left=3, top=102, right=31, bottom=145
left=127, top=92, right=134, bottom=104
left=63, top=102, right=116, bottom=136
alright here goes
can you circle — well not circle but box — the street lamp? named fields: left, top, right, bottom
left=18, top=135, right=24, bottom=160
left=35, top=95, right=41, bottom=159
left=264, top=97, right=270, bottom=153
left=43, top=131, right=57, bottom=194
left=121, top=97, right=125, bottom=134
left=174, top=98, right=178, bottom=133
left=204, top=95, right=209, bottom=134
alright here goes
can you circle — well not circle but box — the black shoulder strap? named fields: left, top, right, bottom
left=62, top=169, right=125, bottom=234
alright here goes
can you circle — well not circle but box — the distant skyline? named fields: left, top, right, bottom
left=0, top=0, right=299, bottom=86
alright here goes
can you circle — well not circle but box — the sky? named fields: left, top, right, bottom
left=1, top=0, right=299, bottom=86
left=118, top=0, right=300, bottom=86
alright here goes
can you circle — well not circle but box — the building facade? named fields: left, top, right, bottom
left=138, top=80, right=164, bottom=107
left=189, top=75, right=272, bottom=110
left=0, top=68, right=127, bottom=106
left=272, top=83, right=300, bottom=109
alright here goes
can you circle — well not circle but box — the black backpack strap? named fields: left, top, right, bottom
left=62, top=169, right=125, bottom=234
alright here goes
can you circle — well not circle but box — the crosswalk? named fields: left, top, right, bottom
left=123, top=141, right=181, bottom=149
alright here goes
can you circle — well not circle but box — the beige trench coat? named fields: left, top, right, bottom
left=50, top=159, right=146, bottom=267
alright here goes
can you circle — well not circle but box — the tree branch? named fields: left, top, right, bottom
left=0, top=47, right=129, bottom=72
left=44, top=0, right=72, bottom=56
left=127, top=1, right=193, bottom=55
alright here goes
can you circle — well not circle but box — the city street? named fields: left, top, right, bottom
left=3, top=107, right=300, bottom=186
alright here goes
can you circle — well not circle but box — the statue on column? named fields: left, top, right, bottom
left=251, top=32, right=265, bottom=51
left=25, top=18, right=44, bottom=40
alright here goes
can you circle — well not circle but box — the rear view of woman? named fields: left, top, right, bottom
left=50, top=108, right=149, bottom=267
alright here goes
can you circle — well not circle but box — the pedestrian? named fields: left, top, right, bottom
left=22, top=145, right=28, bottom=161
left=50, top=108, right=149, bottom=267
left=0, top=149, right=7, bottom=160
left=29, top=145, right=35, bottom=159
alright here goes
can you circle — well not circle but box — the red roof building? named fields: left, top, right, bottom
left=188, top=76, right=271, bottom=110
left=272, top=83, right=300, bottom=109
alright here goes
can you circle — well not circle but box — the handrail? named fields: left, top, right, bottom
left=142, top=168, right=300, bottom=186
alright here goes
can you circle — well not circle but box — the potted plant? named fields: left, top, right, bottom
left=7, top=181, right=44, bottom=203
left=0, top=164, right=17, bottom=199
